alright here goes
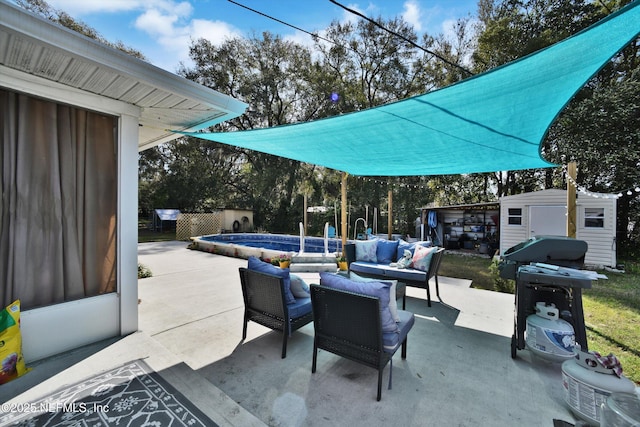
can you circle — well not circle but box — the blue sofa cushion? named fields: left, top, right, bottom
left=383, top=310, right=414, bottom=352
left=349, top=261, right=427, bottom=283
left=287, top=297, right=312, bottom=318
left=349, top=272, right=400, bottom=323
left=319, top=272, right=399, bottom=333
left=247, top=256, right=296, bottom=305
left=355, top=239, right=378, bottom=262
left=374, top=238, right=399, bottom=264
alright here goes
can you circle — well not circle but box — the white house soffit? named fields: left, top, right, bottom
left=0, top=65, right=140, bottom=118
left=0, top=1, right=248, bottom=148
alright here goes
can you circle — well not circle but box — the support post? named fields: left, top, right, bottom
left=341, top=172, right=348, bottom=249
left=388, top=189, right=393, bottom=240
left=304, top=193, right=308, bottom=236
left=567, top=161, right=577, bottom=238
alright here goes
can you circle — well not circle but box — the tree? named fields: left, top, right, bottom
left=473, top=0, right=640, bottom=254
left=469, top=0, right=602, bottom=198
left=16, top=0, right=146, bottom=59
left=174, top=33, right=325, bottom=231
left=315, top=17, right=431, bottom=110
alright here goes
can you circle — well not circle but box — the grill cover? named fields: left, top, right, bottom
left=500, top=236, right=588, bottom=280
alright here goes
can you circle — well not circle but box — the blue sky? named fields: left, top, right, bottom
left=41, top=0, right=479, bottom=73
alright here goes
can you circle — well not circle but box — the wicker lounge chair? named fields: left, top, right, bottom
left=310, top=280, right=415, bottom=401
left=239, top=267, right=313, bottom=358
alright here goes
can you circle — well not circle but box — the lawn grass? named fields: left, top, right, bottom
left=439, top=252, right=496, bottom=290
left=138, top=218, right=177, bottom=243
left=441, top=251, right=640, bottom=385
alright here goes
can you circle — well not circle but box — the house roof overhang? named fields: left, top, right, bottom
left=0, top=1, right=247, bottom=151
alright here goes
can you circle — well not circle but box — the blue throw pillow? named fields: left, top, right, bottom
left=319, top=272, right=399, bottom=333
left=375, top=239, right=399, bottom=264
left=355, top=239, right=378, bottom=262
left=350, top=272, right=400, bottom=323
left=290, top=274, right=311, bottom=298
left=247, top=256, right=295, bottom=304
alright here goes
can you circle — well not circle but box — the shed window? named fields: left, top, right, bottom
left=508, top=208, right=522, bottom=225
left=585, top=208, right=604, bottom=228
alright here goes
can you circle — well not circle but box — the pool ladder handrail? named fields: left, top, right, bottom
left=324, top=222, right=329, bottom=254
left=299, top=222, right=337, bottom=255
left=354, top=217, right=367, bottom=240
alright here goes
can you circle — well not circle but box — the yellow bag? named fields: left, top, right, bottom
left=0, top=300, right=30, bottom=385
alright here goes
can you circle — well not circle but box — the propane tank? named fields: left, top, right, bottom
left=562, top=350, right=636, bottom=426
left=525, top=302, right=576, bottom=361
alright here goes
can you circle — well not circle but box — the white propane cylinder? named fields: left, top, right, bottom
left=562, top=352, right=637, bottom=426
left=525, top=302, right=575, bottom=361
left=601, top=392, right=640, bottom=427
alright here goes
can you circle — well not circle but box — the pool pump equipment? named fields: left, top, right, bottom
left=525, top=302, right=575, bottom=361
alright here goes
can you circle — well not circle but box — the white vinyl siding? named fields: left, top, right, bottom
left=500, top=189, right=616, bottom=268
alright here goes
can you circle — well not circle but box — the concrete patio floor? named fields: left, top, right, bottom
left=1, top=240, right=582, bottom=426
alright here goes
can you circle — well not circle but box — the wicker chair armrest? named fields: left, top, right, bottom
left=239, top=268, right=287, bottom=319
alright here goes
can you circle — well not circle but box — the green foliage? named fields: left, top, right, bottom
left=137, top=0, right=639, bottom=253
left=137, top=263, right=152, bottom=279
left=582, top=268, right=640, bottom=384
left=548, top=77, right=640, bottom=253
left=488, top=258, right=515, bottom=294
left=17, top=0, right=146, bottom=59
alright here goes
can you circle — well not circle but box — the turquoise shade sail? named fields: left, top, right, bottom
left=181, top=1, right=640, bottom=176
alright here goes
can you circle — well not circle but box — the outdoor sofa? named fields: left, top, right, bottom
left=311, top=272, right=415, bottom=401
left=345, top=239, right=445, bottom=307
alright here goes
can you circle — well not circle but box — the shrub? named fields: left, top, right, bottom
left=138, top=263, right=153, bottom=279
left=489, top=259, right=515, bottom=294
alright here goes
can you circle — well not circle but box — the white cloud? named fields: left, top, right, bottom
left=441, top=18, right=458, bottom=40
left=284, top=31, right=316, bottom=51
left=402, top=1, right=422, bottom=31
left=190, top=19, right=241, bottom=45
left=132, top=2, right=241, bottom=70
left=46, top=0, right=156, bottom=15
left=45, top=0, right=241, bottom=70
left=135, top=8, right=181, bottom=38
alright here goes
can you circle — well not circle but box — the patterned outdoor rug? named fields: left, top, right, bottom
left=0, top=359, right=218, bottom=426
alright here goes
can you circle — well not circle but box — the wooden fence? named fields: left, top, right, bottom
left=176, top=212, right=223, bottom=240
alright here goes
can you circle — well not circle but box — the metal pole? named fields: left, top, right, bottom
left=304, top=193, right=308, bottom=236
left=388, top=189, right=393, bottom=240
left=567, top=161, right=577, bottom=238
left=341, top=172, right=348, bottom=249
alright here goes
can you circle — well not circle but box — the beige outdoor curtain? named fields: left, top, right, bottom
left=0, top=89, right=117, bottom=309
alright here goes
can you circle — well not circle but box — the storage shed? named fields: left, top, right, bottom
left=499, top=189, right=617, bottom=268
left=153, top=209, right=181, bottom=232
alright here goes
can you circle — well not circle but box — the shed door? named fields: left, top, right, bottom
left=529, top=205, right=566, bottom=237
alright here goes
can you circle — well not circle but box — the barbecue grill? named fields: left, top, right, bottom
left=499, top=236, right=591, bottom=359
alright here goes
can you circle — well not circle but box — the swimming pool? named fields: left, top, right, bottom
left=193, top=233, right=344, bottom=260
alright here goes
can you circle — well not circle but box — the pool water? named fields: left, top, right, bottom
left=199, top=233, right=343, bottom=254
